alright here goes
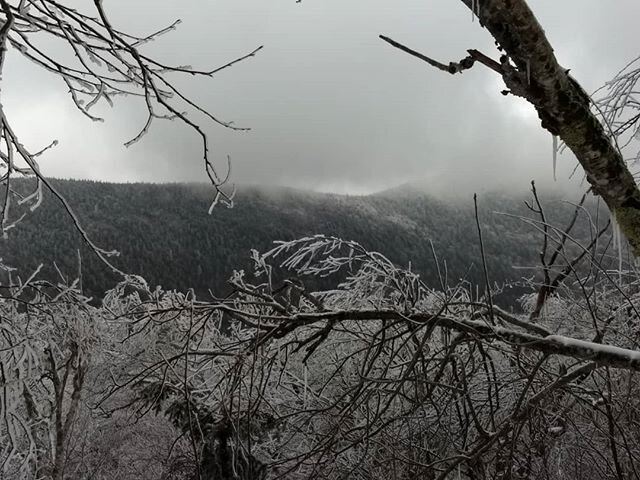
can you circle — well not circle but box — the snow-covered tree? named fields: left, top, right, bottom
left=101, top=228, right=640, bottom=479
left=0, top=276, right=96, bottom=479
left=2, top=1, right=640, bottom=479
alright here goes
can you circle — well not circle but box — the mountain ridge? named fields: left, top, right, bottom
left=0, top=178, right=606, bottom=307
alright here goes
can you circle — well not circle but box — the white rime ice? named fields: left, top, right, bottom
left=471, top=0, right=480, bottom=22
left=611, top=210, right=623, bottom=281
left=552, top=134, right=558, bottom=181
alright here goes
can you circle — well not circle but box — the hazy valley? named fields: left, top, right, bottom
left=0, top=179, right=612, bottom=308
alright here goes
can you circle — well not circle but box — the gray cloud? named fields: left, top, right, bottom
left=5, top=0, right=639, bottom=195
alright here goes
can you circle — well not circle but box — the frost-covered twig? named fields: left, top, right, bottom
left=0, top=0, right=262, bottom=267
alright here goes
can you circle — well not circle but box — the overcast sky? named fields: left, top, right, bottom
left=5, top=0, right=640, bottom=195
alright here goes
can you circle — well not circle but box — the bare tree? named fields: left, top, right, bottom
left=3, top=2, right=640, bottom=479
left=0, top=0, right=262, bottom=269
left=102, top=218, right=640, bottom=479
left=381, top=0, right=640, bottom=256
left=0, top=276, right=95, bottom=479
left=0, top=2, right=263, bottom=477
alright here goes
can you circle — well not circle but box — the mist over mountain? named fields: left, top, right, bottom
left=0, top=179, right=610, bottom=307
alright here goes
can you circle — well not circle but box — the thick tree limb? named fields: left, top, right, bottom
left=222, top=306, right=640, bottom=371
left=383, top=0, right=640, bottom=255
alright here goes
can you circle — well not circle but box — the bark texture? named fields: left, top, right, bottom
left=459, top=0, right=640, bottom=254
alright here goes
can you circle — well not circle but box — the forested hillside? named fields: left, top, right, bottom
left=0, top=179, right=608, bottom=306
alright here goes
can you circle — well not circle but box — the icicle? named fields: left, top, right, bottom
left=552, top=135, right=558, bottom=181
left=471, top=0, right=480, bottom=22
left=611, top=210, right=623, bottom=284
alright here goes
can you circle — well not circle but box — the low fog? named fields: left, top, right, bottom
left=5, top=0, right=640, bottom=196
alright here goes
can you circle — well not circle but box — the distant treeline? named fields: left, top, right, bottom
left=0, top=179, right=612, bottom=307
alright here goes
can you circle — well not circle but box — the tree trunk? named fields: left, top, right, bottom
left=458, top=0, right=640, bottom=255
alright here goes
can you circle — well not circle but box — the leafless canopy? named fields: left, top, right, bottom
left=0, top=0, right=262, bottom=268
left=99, top=215, right=640, bottom=479
left=2, top=1, right=640, bottom=479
